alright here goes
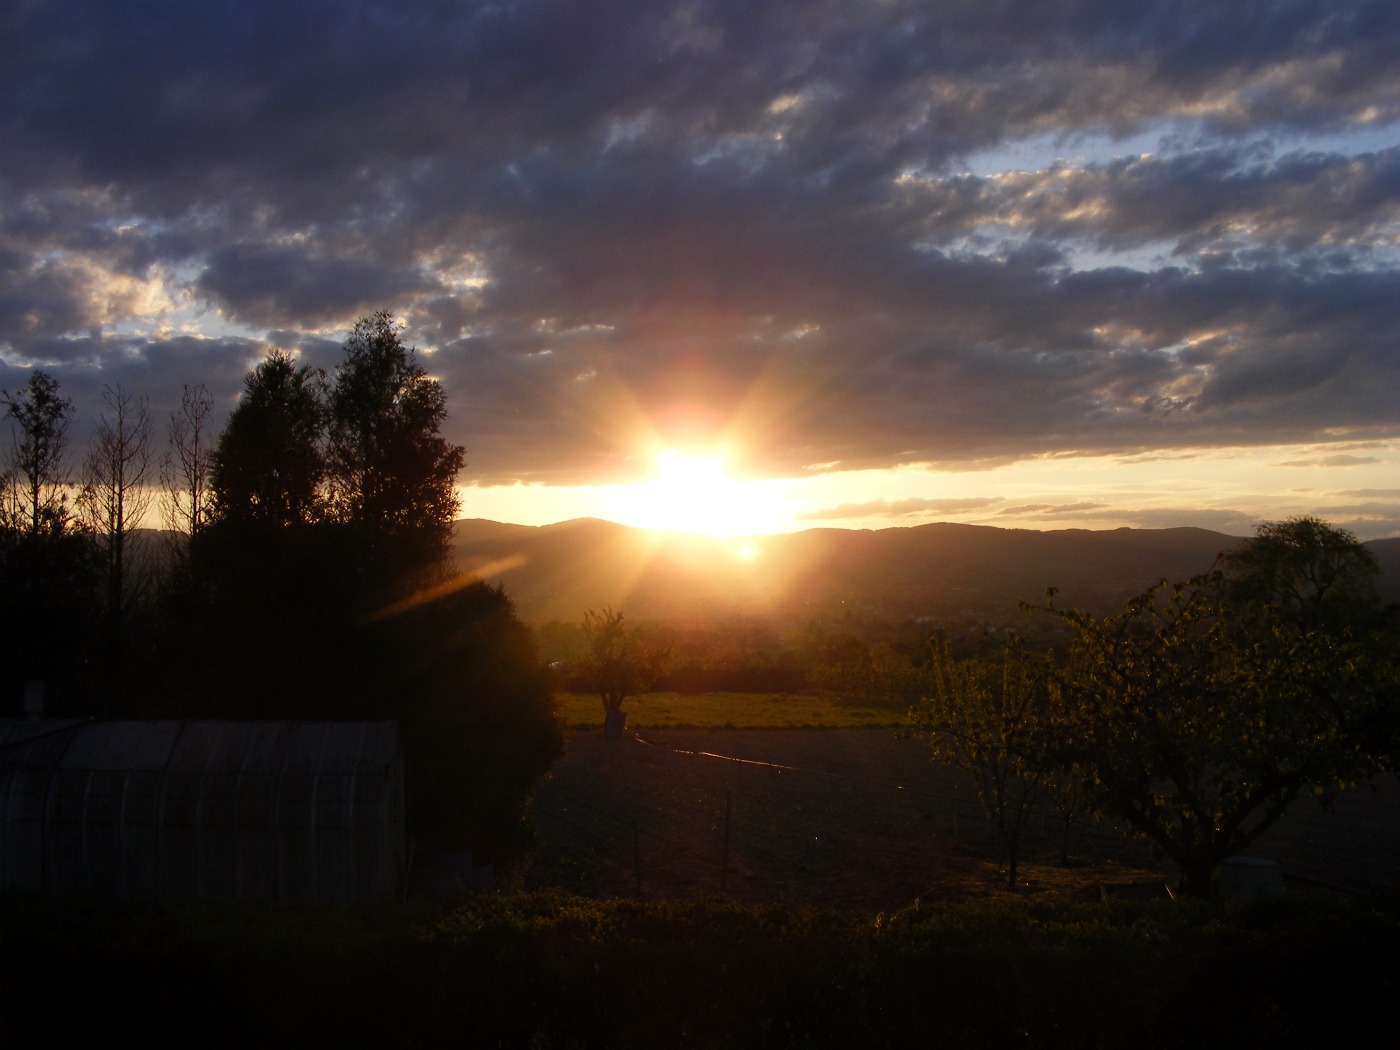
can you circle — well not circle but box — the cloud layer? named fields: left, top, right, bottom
left=3, top=0, right=1398, bottom=489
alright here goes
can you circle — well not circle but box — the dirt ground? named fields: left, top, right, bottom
left=520, top=728, right=1400, bottom=909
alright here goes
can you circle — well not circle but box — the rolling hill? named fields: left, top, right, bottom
left=452, top=518, right=1280, bottom=624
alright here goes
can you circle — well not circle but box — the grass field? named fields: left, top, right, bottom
left=553, top=690, right=903, bottom=729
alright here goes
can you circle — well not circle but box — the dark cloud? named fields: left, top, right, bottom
left=195, top=243, right=435, bottom=327
left=1, top=0, right=1397, bottom=485
left=899, top=146, right=1400, bottom=256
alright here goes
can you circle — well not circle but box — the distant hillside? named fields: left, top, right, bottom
left=452, top=518, right=1281, bottom=624
left=1369, top=537, right=1400, bottom=605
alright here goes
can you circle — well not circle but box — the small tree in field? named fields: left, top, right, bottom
left=907, top=637, right=1059, bottom=889
left=576, top=607, right=666, bottom=735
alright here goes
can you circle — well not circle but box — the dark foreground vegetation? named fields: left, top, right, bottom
left=4, top=891, right=1397, bottom=1049
left=2, top=314, right=560, bottom=861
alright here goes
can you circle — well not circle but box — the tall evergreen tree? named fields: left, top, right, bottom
left=209, top=350, right=327, bottom=529
left=327, top=311, right=465, bottom=598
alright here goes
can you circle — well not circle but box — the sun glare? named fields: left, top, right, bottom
left=610, top=449, right=785, bottom=538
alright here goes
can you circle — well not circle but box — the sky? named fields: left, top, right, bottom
left=2, top=0, right=1398, bottom=540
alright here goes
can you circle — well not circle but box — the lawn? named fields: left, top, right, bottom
left=553, top=690, right=903, bottom=729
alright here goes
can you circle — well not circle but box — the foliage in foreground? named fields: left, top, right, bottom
left=3, top=891, right=1397, bottom=1049
left=902, top=517, right=1397, bottom=900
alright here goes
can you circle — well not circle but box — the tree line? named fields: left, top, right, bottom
left=1, top=312, right=561, bottom=861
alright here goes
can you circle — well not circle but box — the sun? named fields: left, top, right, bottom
left=609, top=449, right=785, bottom=537
left=657, top=449, right=725, bottom=490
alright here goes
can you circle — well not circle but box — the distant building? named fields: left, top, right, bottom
left=0, top=719, right=404, bottom=903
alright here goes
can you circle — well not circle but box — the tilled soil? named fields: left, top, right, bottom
left=521, top=728, right=1400, bottom=908
left=524, top=729, right=1140, bottom=908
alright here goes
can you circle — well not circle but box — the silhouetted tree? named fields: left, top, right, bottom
left=1039, top=525, right=1394, bottom=897
left=2, top=371, right=74, bottom=537
left=382, top=581, right=562, bottom=854
left=327, top=311, right=465, bottom=601
left=1, top=372, right=100, bottom=714
left=907, top=637, right=1059, bottom=888
left=210, top=350, right=327, bottom=529
left=166, top=317, right=555, bottom=862
left=575, top=607, right=667, bottom=734
left=77, top=385, right=156, bottom=703
left=1220, top=515, right=1381, bottom=629
left=161, top=383, right=216, bottom=543
left=182, top=351, right=334, bottom=716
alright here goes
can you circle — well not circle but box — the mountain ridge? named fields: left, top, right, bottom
left=453, top=517, right=1400, bottom=624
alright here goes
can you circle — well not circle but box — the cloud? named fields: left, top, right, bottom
left=195, top=243, right=435, bottom=328
left=794, top=495, right=1269, bottom=538
left=1313, top=502, right=1400, bottom=539
left=1107, top=507, right=1258, bottom=533
left=797, top=496, right=1006, bottom=522
left=1, top=0, right=1398, bottom=486
left=906, top=145, right=1400, bottom=258
left=1279, top=454, right=1383, bottom=467
left=996, top=502, right=1109, bottom=517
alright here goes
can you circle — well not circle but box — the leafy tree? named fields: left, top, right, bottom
left=575, top=607, right=667, bottom=732
left=1040, top=535, right=1393, bottom=897
left=190, top=352, right=332, bottom=716
left=906, top=637, right=1059, bottom=888
left=327, top=311, right=465, bottom=597
left=1220, top=515, right=1381, bottom=629
left=209, top=350, right=327, bottom=529
left=383, top=582, right=562, bottom=854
